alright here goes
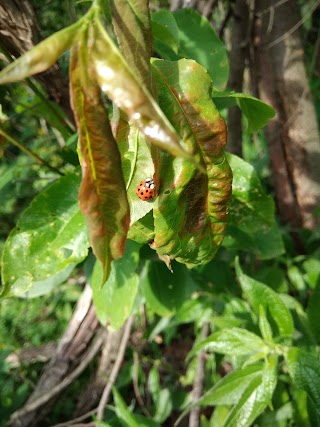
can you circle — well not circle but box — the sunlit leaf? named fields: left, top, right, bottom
left=151, top=59, right=232, bottom=267
left=235, top=258, right=294, bottom=339
left=224, top=154, right=284, bottom=259
left=151, top=9, right=180, bottom=56
left=70, top=32, right=130, bottom=283
left=192, top=327, right=267, bottom=357
left=0, top=20, right=83, bottom=84
left=116, top=122, right=155, bottom=225
left=173, top=9, right=229, bottom=90
left=90, top=16, right=202, bottom=170
left=91, top=240, right=140, bottom=330
left=1, top=173, right=89, bottom=297
left=110, top=0, right=152, bottom=88
left=212, top=91, right=275, bottom=133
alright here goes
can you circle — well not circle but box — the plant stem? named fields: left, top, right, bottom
left=0, top=128, right=64, bottom=176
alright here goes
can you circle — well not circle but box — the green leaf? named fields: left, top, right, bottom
left=142, top=261, right=196, bottom=317
left=0, top=20, right=83, bottom=84
left=154, top=388, right=172, bottom=423
left=287, top=347, right=320, bottom=416
left=1, top=173, right=89, bottom=297
left=91, top=240, right=140, bottom=330
left=91, top=16, right=202, bottom=170
left=127, top=211, right=154, bottom=244
left=258, top=304, right=273, bottom=342
left=151, top=59, right=232, bottom=267
left=173, top=9, right=229, bottom=90
left=212, top=91, right=275, bottom=133
left=192, top=327, right=268, bottom=357
left=224, top=154, right=285, bottom=259
left=110, top=0, right=152, bottom=88
left=112, top=388, right=160, bottom=427
left=117, top=124, right=155, bottom=225
left=70, top=31, right=130, bottom=283
left=307, top=279, right=320, bottom=344
left=223, top=376, right=267, bottom=427
left=151, top=9, right=179, bottom=56
left=235, top=258, right=294, bottom=339
left=199, top=364, right=264, bottom=406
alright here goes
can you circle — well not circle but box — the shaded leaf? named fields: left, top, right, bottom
left=235, top=258, right=294, bottom=339
left=110, top=0, right=152, bottom=88
left=91, top=240, right=140, bottom=330
left=1, top=173, right=89, bottom=297
left=91, top=16, right=202, bottom=169
left=70, top=31, right=130, bottom=283
left=173, top=9, right=229, bottom=90
left=142, top=261, right=196, bottom=316
left=0, top=20, right=83, bottom=84
left=212, top=91, right=275, bottom=133
left=224, top=154, right=284, bottom=259
left=151, top=59, right=232, bottom=267
left=287, top=347, right=320, bottom=416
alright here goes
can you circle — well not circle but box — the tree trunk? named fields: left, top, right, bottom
left=253, top=0, right=320, bottom=230
left=227, top=0, right=250, bottom=156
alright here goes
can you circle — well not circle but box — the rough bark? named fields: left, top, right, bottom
left=227, top=0, right=250, bottom=156
left=254, top=0, right=320, bottom=230
left=0, top=0, right=74, bottom=123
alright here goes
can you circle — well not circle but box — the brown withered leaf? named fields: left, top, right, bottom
left=69, top=32, right=130, bottom=283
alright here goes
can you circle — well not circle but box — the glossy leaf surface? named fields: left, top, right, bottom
left=91, top=17, right=202, bottom=169
left=1, top=173, right=89, bottom=297
left=151, top=59, right=232, bottom=267
left=224, top=154, right=284, bottom=259
left=0, top=20, right=83, bottom=84
left=70, top=32, right=130, bottom=282
left=91, top=240, right=140, bottom=330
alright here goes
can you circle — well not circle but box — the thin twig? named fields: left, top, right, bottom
left=10, top=333, right=104, bottom=425
left=50, top=409, right=98, bottom=427
left=0, top=128, right=64, bottom=176
left=188, top=322, right=210, bottom=427
left=96, top=316, right=135, bottom=420
left=133, top=351, right=151, bottom=417
left=267, top=0, right=320, bottom=48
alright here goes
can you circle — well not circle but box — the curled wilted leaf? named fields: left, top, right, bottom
left=70, top=31, right=130, bottom=283
left=151, top=59, right=232, bottom=267
left=0, top=20, right=83, bottom=84
left=90, top=16, right=204, bottom=171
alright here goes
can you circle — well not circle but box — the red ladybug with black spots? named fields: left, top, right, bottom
left=136, top=178, right=155, bottom=201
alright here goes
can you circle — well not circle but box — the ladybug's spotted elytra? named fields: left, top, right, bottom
left=136, top=178, right=155, bottom=201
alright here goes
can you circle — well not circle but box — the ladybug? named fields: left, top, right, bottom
left=136, top=178, right=155, bottom=201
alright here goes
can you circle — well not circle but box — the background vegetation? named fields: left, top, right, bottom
left=0, top=1, right=319, bottom=426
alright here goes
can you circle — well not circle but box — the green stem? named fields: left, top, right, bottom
left=0, top=128, right=64, bottom=176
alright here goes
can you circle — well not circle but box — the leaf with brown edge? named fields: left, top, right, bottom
left=69, top=31, right=130, bottom=283
left=90, top=16, right=204, bottom=172
left=110, top=0, right=152, bottom=89
left=151, top=59, right=232, bottom=267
